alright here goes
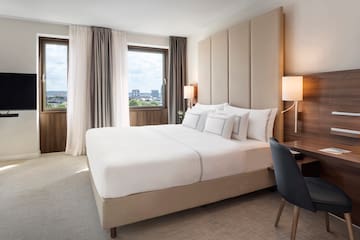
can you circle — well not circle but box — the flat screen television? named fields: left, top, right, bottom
left=0, top=73, right=37, bottom=110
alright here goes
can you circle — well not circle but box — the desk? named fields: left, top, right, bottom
left=284, top=140, right=360, bottom=226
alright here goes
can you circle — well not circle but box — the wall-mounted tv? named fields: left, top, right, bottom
left=0, top=73, right=37, bottom=110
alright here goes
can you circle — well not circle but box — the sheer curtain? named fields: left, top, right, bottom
left=112, top=30, right=129, bottom=127
left=66, top=25, right=92, bottom=156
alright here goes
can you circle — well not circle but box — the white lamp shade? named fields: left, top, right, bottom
left=282, top=76, right=303, bottom=101
left=184, top=85, right=194, bottom=99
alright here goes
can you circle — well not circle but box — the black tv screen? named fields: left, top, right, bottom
left=0, top=73, right=37, bottom=110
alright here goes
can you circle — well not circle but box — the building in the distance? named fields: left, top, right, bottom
left=131, top=89, right=140, bottom=98
left=151, top=90, right=159, bottom=98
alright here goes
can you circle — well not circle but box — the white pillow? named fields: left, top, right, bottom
left=193, top=103, right=226, bottom=111
left=248, top=109, right=272, bottom=142
left=223, top=105, right=250, bottom=141
left=182, top=108, right=211, bottom=131
left=204, top=112, right=235, bottom=139
left=182, top=110, right=201, bottom=129
left=267, top=108, right=278, bottom=139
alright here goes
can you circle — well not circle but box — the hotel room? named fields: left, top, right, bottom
left=0, top=0, right=360, bottom=239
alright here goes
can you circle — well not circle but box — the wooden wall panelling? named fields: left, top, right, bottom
left=198, top=38, right=211, bottom=104
left=250, top=7, right=284, bottom=141
left=130, top=108, right=168, bottom=126
left=284, top=69, right=360, bottom=146
left=40, top=112, right=67, bottom=153
left=228, top=21, right=251, bottom=108
left=211, top=30, right=229, bottom=104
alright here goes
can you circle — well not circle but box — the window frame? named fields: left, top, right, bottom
left=127, top=45, right=168, bottom=110
left=39, top=37, right=69, bottom=112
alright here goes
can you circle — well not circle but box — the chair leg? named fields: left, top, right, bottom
left=291, top=206, right=300, bottom=240
left=275, top=198, right=286, bottom=227
left=110, top=228, right=117, bottom=239
left=325, top=212, right=330, bottom=232
left=344, top=213, right=355, bottom=240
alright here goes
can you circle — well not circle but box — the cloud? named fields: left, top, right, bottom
left=128, top=51, right=164, bottom=93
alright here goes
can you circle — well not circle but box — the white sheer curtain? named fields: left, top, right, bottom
left=111, top=30, right=129, bottom=127
left=65, top=25, right=92, bottom=156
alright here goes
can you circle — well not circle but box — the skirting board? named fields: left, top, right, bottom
left=0, top=151, right=41, bottom=161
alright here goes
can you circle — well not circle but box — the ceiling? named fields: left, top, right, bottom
left=0, top=0, right=285, bottom=36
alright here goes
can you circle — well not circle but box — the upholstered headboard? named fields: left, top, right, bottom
left=197, top=8, right=284, bottom=141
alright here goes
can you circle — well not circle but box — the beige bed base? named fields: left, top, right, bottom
left=90, top=168, right=275, bottom=238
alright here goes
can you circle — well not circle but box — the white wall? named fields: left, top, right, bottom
left=188, top=0, right=360, bottom=83
left=0, top=17, right=69, bottom=160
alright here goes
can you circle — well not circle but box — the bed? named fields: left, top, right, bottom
left=86, top=124, right=275, bottom=238
left=87, top=7, right=284, bottom=238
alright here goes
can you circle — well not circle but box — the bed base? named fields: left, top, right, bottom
left=90, top=168, right=274, bottom=239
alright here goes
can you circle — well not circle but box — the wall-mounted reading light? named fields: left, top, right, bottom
left=184, top=85, right=195, bottom=110
left=282, top=76, right=303, bottom=133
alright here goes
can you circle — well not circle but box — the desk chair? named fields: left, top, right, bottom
left=269, top=138, right=354, bottom=240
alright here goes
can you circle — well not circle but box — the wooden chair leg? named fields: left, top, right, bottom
left=344, top=213, right=355, bottom=240
left=325, top=212, right=330, bottom=232
left=291, top=206, right=300, bottom=240
left=110, top=228, right=117, bottom=239
left=275, top=198, right=286, bottom=227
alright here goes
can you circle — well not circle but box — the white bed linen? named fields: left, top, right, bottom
left=86, top=125, right=272, bottom=198
left=151, top=125, right=272, bottom=181
left=86, top=127, right=201, bottom=198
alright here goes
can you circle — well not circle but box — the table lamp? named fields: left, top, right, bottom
left=184, top=85, right=194, bottom=110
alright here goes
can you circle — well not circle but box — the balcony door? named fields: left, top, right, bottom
left=38, top=37, right=68, bottom=153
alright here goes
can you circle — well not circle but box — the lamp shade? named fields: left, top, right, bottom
left=282, top=76, right=303, bottom=101
left=184, top=85, right=194, bottom=99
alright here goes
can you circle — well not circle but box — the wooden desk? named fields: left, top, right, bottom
left=284, top=140, right=360, bottom=226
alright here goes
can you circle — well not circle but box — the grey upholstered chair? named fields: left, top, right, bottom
left=269, top=138, right=354, bottom=240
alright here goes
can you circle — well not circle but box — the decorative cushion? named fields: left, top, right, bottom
left=182, top=108, right=211, bottom=131
left=223, top=105, right=250, bottom=141
left=204, top=112, right=235, bottom=139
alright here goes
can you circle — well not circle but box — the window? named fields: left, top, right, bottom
left=128, top=46, right=167, bottom=108
left=39, top=37, right=68, bottom=111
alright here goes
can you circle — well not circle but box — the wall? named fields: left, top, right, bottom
left=188, top=0, right=360, bottom=84
left=0, top=17, right=168, bottom=160
left=0, top=18, right=69, bottom=160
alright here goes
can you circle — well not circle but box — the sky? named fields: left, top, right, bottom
left=128, top=51, right=164, bottom=93
left=45, top=43, right=68, bottom=92
left=45, top=44, right=163, bottom=94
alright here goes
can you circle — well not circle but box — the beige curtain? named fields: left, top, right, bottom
left=168, top=36, right=187, bottom=124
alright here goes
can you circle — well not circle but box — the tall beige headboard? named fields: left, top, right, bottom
left=197, top=7, right=284, bottom=141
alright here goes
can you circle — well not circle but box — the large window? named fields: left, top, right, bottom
left=39, top=37, right=68, bottom=111
left=128, top=46, right=167, bottom=108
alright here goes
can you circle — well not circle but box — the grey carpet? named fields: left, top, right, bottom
left=0, top=153, right=358, bottom=240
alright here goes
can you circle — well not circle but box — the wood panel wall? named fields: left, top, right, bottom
left=130, top=108, right=168, bottom=126
left=40, top=112, right=67, bottom=153
left=284, top=69, right=360, bottom=145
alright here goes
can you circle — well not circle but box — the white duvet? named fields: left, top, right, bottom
left=86, top=125, right=272, bottom=198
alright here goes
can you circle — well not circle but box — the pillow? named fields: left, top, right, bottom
left=223, top=105, right=250, bottom=141
left=266, top=108, right=278, bottom=139
left=192, top=103, right=226, bottom=111
left=248, top=109, right=272, bottom=142
left=182, top=110, right=201, bottom=129
left=204, top=112, right=235, bottom=139
left=182, top=108, right=211, bottom=131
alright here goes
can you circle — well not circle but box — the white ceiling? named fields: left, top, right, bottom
left=0, top=0, right=285, bottom=36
